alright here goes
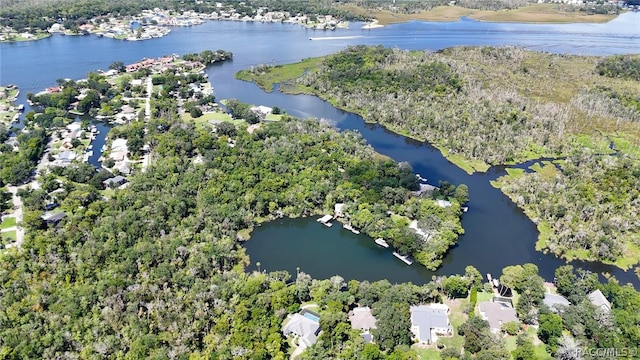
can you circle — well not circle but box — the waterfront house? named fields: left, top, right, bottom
left=409, top=304, right=452, bottom=344
left=282, top=310, right=321, bottom=348
left=334, top=203, right=345, bottom=217
left=543, top=293, right=570, bottom=313
left=478, top=299, right=519, bottom=333
left=588, top=290, right=611, bottom=312
left=411, top=183, right=437, bottom=197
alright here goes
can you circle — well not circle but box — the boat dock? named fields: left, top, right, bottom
left=317, top=214, right=333, bottom=227
left=393, top=252, right=413, bottom=265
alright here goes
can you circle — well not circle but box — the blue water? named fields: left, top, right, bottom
left=2, top=14, right=640, bottom=285
left=303, top=312, right=320, bottom=322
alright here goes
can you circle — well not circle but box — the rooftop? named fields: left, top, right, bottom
left=478, top=300, right=518, bottom=332
left=348, top=306, right=377, bottom=331
left=410, top=304, right=451, bottom=343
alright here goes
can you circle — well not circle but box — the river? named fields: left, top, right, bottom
left=2, top=14, right=640, bottom=285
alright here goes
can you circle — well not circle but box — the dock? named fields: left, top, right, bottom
left=393, top=252, right=413, bottom=265
left=317, top=214, right=333, bottom=227
left=375, top=238, right=389, bottom=248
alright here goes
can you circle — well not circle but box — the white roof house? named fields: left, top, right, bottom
left=410, top=304, right=452, bottom=344
left=283, top=312, right=321, bottom=348
left=588, top=290, right=611, bottom=313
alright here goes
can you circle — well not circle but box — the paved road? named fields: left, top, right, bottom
left=4, top=185, right=25, bottom=249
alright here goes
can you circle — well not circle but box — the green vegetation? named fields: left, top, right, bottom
left=238, top=45, right=640, bottom=267
left=495, top=152, right=640, bottom=269
left=0, top=216, right=16, bottom=229
left=340, top=3, right=620, bottom=25
left=236, top=57, right=325, bottom=93
left=596, top=54, right=640, bottom=81
left=1, top=229, right=16, bottom=243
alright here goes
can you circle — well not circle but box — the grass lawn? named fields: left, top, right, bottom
left=413, top=347, right=441, bottom=360
left=338, top=3, right=616, bottom=25
left=476, top=291, right=494, bottom=303
left=265, top=113, right=283, bottom=121
left=438, top=299, right=467, bottom=355
left=235, top=57, right=325, bottom=93
left=1, top=229, right=17, bottom=242
left=1, top=217, right=16, bottom=229
left=183, top=111, right=245, bottom=128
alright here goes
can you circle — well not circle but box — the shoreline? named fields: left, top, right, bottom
left=2, top=4, right=626, bottom=43
left=340, top=4, right=621, bottom=26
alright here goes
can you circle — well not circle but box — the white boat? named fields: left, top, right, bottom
left=393, top=252, right=413, bottom=265
left=375, top=238, right=389, bottom=248
left=343, top=223, right=360, bottom=234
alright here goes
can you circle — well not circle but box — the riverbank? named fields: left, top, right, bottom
left=235, top=46, right=640, bottom=273
left=339, top=4, right=620, bottom=25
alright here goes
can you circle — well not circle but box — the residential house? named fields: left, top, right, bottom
left=348, top=306, right=377, bottom=343
left=588, top=290, right=612, bottom=313
left=543, top=293, right=570, bottom=313
left=103, top=175, right=127, bottom=188
left=42, top=212, right=66, bottom=225
left=478, top=299, right=519, bottom=333
left=410, top=304, right=453, bottom=344
left=334, top=203, right=345, bottom=217
left=282, top=310, right=321, bottom=348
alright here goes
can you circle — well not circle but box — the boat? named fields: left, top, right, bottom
left=375, top=238, right=389, bottom=248
left=100, top=145, right=107, bottom=152
left=393, top=252, right=413, bottom=265
left=343, top=223, right=360, bottom=234
left=17, top=104, right=24, bottom=111
left=462, top=206, right=469, bottom=213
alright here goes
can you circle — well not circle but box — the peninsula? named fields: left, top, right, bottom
left=236, top=46, right=640, bottom=270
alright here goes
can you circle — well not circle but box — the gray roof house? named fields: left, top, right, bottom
left=282, top=311, right=321, bottom=348
left=543, top=293, right=570, bottom=313
left=103, top=175, right=127, bottom=188
left=588, top=290, right=612, bottom=313
left=478, top=300, right=519, bottom=333
left=348, top=306, right=377, bottom=331
left=410, top=304, right=452, bottom=344
left=41, top=212, right=66, bottom=225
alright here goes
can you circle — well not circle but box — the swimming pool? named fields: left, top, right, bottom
left=302, top=312, right=320, bottom=322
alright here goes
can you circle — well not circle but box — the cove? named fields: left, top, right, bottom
left=2, top=14, right=640, bottom=285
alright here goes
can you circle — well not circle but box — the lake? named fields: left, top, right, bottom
left=2, top=13, right=640, bottom=285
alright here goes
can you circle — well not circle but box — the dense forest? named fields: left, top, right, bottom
left=1, top=114, right=639, bottom=358
left=494, top=152, right=640, bottom=269
left=0, top=115, right=461, bottom=357
left=239, top=45, right=640, bottom=268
